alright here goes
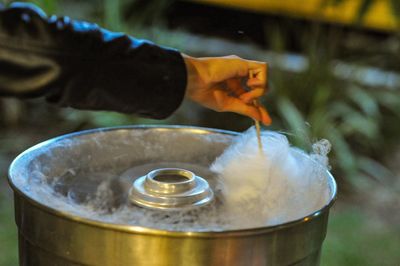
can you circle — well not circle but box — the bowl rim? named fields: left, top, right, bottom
left=8, top=125, right=337, bottom=238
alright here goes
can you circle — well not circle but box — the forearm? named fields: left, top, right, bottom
left=0, top=3, right=187, bottom=119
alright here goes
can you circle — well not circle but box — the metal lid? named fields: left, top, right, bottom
left=128, top=168, right=214, bottom=210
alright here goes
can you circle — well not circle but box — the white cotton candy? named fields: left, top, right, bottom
left=211, top=128, right=331, bottom=227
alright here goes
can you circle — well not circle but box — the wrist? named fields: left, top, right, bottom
left=182, top=54, right=204, bottom=100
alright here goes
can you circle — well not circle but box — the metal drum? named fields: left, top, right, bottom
left=8, top=126, right=337, bottom=266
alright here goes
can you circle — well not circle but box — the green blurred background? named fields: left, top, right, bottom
left=1, top=0, right=400, bottom=265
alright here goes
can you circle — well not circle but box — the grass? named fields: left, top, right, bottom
left=1, top=187, right=399, bottom=266
left=0, top=191, right=18, bottom=266
left=322, top=207, right=400, bottom=266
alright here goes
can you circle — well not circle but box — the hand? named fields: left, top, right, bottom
left=182, top=54, right=271, bottom=125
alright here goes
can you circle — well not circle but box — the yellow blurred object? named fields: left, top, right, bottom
left=191, top=0, right=399, bottom=32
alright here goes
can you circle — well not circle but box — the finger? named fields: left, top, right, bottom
left=226, top=78, right=247, bottom=96
left=204, top=57, right=248, bottom=82
left=213, top=90, right=262, bottom=121
left=204, top=57, right=268, bottom=82
left=227, top=101, right=262, bottom=122
left=247, top=78, right=266, bottom=88
left=258, top=105, right=272, bottom=126
left=239, top=88, right=265, bottom=104
left=248, top=62, right=268, bottom=87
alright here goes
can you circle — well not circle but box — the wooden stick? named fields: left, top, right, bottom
left=253, top=101, right=263, bottom=153
left=249, top=70, right=263, bottom=153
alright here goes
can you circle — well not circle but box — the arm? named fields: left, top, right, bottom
left=0, top=3, right=271, bottom=124
left=0, top=3, right=186, bottom=119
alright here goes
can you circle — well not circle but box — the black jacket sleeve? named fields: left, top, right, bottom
left=0, top=3, right=187, bottom=119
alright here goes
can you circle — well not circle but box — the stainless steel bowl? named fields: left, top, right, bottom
left=8, top=125, right=337, bottom=266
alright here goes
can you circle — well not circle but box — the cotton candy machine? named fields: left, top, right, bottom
left=8, top=125, right=336, bottom=266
